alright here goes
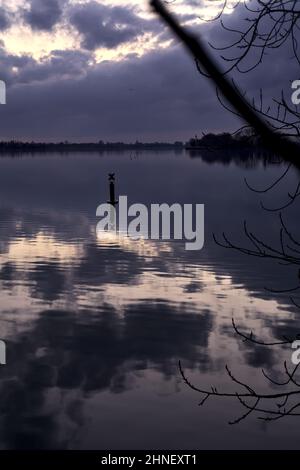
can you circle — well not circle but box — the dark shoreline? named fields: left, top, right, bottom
left=0, top=142, right=184, bottom=153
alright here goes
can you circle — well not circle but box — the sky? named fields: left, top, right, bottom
left=0, top=0, right=296, bottom=142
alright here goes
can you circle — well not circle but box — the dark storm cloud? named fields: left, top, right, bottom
left=16, top=49, right=93, bottom=84
left=69, top=1, right=156, bottom=50
left=0, top=45, right=233, bottom=142
left=0, top=44, right=92, bottom=85
left=23, top=0, right=66, bottom=31
left=0, top=43, right=35, bottom=85
left=0, top=7, right=11, bottom=30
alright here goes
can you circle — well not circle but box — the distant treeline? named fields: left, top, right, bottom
left=0, top=140, right=184, bottom=153
left=185, top=132, right=288, bottom=167
left=186, top=132, right=259, bottom=150
left=187, top=131, right=300, bottom=150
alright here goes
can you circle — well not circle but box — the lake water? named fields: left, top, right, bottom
left=0, top=149, right=299, bottom=449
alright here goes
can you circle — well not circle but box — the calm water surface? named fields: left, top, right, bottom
left=0, top=150, right=299, bottom=449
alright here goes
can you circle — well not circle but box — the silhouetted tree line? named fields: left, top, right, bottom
left=187, top=131, right=282, bottom=166
left=187, top=130, right=282, bottom=150
left=0, top=140, right=184, bottom=153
